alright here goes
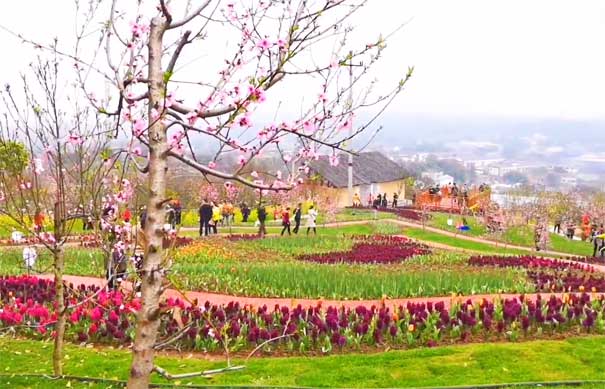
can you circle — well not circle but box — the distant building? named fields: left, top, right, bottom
left=421, top=171, right=454, bottom=186
left=307, top=151, right=407, bottom=207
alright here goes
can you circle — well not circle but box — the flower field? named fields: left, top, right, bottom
left=171, top=236, right=531, bottom=299
left=1, top=275, right=605, bottom=356
left=297, top=236, right=430, bottom=264
left=469, top=255, right=605, bottom=292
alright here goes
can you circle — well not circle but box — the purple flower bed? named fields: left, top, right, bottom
left=297, top=236, right=431, bottom=265
left=1, top=276, right=605, bottom=354
left=469, top=255, right=605, bottom=293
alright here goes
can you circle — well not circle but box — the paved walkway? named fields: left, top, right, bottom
left=180, top=218, right=585, bottom=258
left=39, top=273, right=605, bottom=310
left=1, top=217, right=591, bottom=259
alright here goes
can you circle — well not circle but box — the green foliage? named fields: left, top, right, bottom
left=0, top=141, right=29, bottom=175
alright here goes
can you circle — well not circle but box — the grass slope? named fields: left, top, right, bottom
left=1, top=336, right=605, bottom=388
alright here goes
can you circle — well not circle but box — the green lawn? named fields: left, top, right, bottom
left=427, top=212, right=486, bottom=237
left=1, top=336, right=605, bottom=388
left=0, top=248, right=104, bottom=277
left=500, top=225, right=593, bottom=256
left=425, top=213, right=593, bottom=257
left=402, top=227, right=531, bottom=255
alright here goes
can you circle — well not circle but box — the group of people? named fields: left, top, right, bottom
left=591, top=225, right=605, bottom=258
left=351, top=192, right=399, bottom=208
left=198, top=199, right=235, bottom=236
left=276, top=203, right=319, bottom=236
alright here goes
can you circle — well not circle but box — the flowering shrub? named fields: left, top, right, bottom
left=469, top=255, right=605, bottom=292
left=297, top=236, right=430, bottom=265
left=1, top=276, right=605, bottom=354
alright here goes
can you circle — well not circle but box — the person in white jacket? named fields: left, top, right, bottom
left=306, top=205, right=318, bottom=236
left=23, top=246, right=37, bottom=272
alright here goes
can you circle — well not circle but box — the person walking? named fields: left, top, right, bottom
left=375, top=193, right=382, bottom=208
left=392, top=192, right=398, bottom=208
left=293, top=203, right=302, bottom=234
left=173, top=200, right=182, bottom=226
left=199, top=200, right=213, bottom=236
left=257, top=204, right=267, bottom=237
left=593, top=225, right=605, bottom=258
left=23, top=245, right=37, bottom=273
left=241, top=203, right=251, bottom=223
left=222, top=202, right=234, bottom=227
left=165, top=204, right=176, bottom=230
left=554, top=219, right=562, bottom=234
left=306, top=205, right=318, bottom=235
left=381, top=193, right=388, bottom=208
left=280, top=207, right=292, bottom=236
left=212, top=202, right=221, bottom=234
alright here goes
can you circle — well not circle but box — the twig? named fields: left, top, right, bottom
left=152, top=365, right=245, bottom=380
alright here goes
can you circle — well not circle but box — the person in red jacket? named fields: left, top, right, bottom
left=123, top=208, right=132, bottom=223
left=280, top=207, right=291, bottom=236
left=33, top=211, right=45, bottom=233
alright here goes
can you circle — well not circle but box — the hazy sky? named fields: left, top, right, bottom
left=1, top=0, right=605, bottom=121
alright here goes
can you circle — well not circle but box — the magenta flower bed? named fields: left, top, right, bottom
left=469, top=255, right=605, bottom=293
left=297, top=236, right=430, bottom=265
left=1, top=276, right=605, bottom=353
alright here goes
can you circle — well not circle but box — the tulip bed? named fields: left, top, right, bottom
left=469, top=256, right=605, bottom=293
left=297, top=236, right=430, bottom=264
left=172, top=237, right=531, bottom=299
left=2, top=275, right=605, bottom=356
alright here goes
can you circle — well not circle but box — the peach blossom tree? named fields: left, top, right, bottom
left=15, top=1, right=411, bottom=386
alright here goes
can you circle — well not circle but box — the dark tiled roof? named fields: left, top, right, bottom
left=308, top=151, right=406, bottom=188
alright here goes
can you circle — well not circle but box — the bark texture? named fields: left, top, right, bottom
left=127, top=16, right=168, bottom=389
left=52, top=246, right=66, bottom=376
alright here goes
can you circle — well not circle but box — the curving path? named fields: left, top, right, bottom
left=1, top=217, right=592, bottom=259
left=179, top=218, right=587, bottom=258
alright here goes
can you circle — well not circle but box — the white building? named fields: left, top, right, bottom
left=422, top=171, right=455, bottom=186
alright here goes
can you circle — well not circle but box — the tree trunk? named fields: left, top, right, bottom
left=128, top=17, right=168, bottom=389
left=52, top=246, right=66, bottom=376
